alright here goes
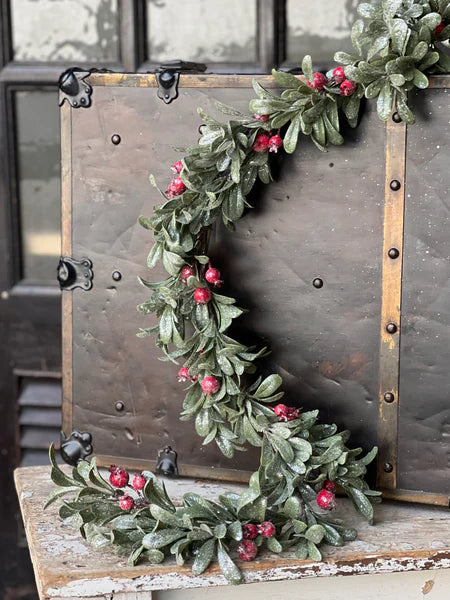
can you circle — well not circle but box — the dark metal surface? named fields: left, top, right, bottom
left=67, top=82, right=384, bottom=478
left=63, top=74, right=450, bottom=499
left=398, top=88, right=450, bottom=496
left=57, top=256, right=93, bottom=291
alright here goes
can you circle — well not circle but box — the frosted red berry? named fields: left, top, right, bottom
left=316, top=489, right=336, bottom=511
left=180, top=265, right=195, bottom=283
left=132, top=473, right=146, bottom=491
left=308, top=72, right=327, bottom=91
left=322, top=479, right=336, bottom=493
left=166, top=177, right=186, bottom=198
left=257, top=521, right=276, bottom=538
left=242, top=523, right=258, bottom=540
left=435, top=22, right=445, bottom=36
left=119, top=495, right=134, bottom=511
left=268, top=134, right=283, bottom=153
left=237, top=539, right=258, bottom=561
left=332, top=66, right=346, bottom=84
left=201, top=376, right=220, bottom=395
left=253, top=114, right=269, bottom=122
left=205, top=267, right=222, bottom=286
left=340, top=79, right=357, bottom=97
left=171, top=160, right=183, bottom=174
left=193, top=287, right=212, bottom=304
left=252, top=133, right=270, bottom=152
left=109, top=465, right=129, bottom=488
left=177, top=367, right=190, bottom=382
left=273, top=404, right=300, bottom=422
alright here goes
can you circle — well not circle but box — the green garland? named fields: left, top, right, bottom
left=48, top=0, right=450, bottom=585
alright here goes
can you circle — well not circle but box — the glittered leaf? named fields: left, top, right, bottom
left=192, top=538, right=216, bottom=575
left=217, top=543, right=243, bottom=584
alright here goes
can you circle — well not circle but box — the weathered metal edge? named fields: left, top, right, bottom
left=86, top=72, right=450, bottom=89
left=60, top=100, right=73, bottom=436
left=377, top=112, right=407, bottom=490
left=381, top=487, right=450, bottom=507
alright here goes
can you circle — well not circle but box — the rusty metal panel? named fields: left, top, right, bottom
left=398, top=88, right=450, bottom=496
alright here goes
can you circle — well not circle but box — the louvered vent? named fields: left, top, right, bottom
left=18, top=378, right=61, bottom=466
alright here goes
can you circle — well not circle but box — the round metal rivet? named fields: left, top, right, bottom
left=112, top=270, right=122, bottom=281
left=384, top=462, right=393, bottom=473
left=388, top=247, right=400, bottom=259
left=384, top=392, right=395, bottom=403
left=386, top=322, right=398, bottom=334
left=115, top=401, right=125, bottom=412
left=390, top=179, right=401, bottom=191
left=313, top=278, right=323, bottom=289
left=72, top=101, right=78, bottom=107
left=80, top=97, right=86, bottom=104
left=392, top=112, right=402, bottom=123
left=111, top=134, right=121, bottom=145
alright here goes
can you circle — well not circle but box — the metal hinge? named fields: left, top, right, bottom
left=155, top=60, right=207, bottom=104
left=57, top=256, right=93, bottom=291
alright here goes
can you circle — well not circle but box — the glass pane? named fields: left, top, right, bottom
left=147, top=0, right=257, bottom=64
left=287, top=0, right=361, bottom=65
left=11, top=0, right=119, bottom=62
left=16, top=91, right=61, bottom=283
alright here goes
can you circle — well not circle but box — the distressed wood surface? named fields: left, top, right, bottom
left=15, top=466, right=450, bottom=599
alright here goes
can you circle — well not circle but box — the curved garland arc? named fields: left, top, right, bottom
left=49, top=0, right=450, bottom=584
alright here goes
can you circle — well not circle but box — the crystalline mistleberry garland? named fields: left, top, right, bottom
left=48, top=0, right=450, bottom=585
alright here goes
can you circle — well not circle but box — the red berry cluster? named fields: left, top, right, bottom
left=273, top=403, right=300, bottom=422
left=176, top=259, right=226, bottom=390
left=316, top=479, right=336, bottom=511
left=308, top=67, right=357, bottom=97
left=165, top=161, right=186, bottom=198
left=109, top=467, right=149, bottom=512
left=238, top=520, right=276, bottom=561
left=252, top=130, right=283, bottom=154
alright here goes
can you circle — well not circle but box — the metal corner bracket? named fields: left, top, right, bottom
left=60, top=430, right=93, bottom=465
left=58, top=67, right=113, bottom=108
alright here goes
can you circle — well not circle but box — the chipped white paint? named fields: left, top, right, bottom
left=21, top=490, right=33, bottom=499
left=45, top=554, right=450, bottom=598
left=152, top=569, right=450, bottom=600
left=41, top=533, right=90, bottom=557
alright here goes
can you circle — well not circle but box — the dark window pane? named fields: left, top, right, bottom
left=287, top=0, right=361, bottom=66
left=11, top=0, right=119, bottom=62
left=15, top=91, right=60, bottom=283
left=147, top=0, right=257, bottom=64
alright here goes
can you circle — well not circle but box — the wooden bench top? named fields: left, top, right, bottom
left=15, top=465, right=450, bottom=599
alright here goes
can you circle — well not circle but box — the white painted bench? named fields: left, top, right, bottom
left=15, top=466, right=450, bottom=600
